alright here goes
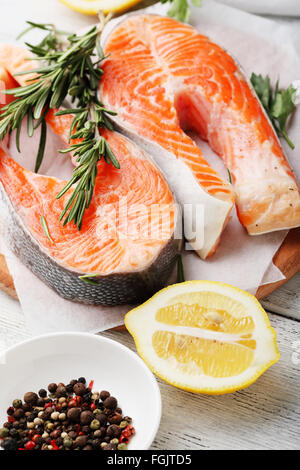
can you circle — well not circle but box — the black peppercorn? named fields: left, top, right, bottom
left=106, top=425, right=121, bottom=438
left=108, top=413, right=122, bottom=425
left=81, top=425, right=90, bottom=434
left=103, top=396, right=117, bottom=410
left=2, top=438, right=18, bottom=450
left=100, top=390, right=110, bottom=401
left=27, top=413, right=35, bottom=422
left=82, top=391, right=92, bottom=402
left=13, top=408, right=24, bottom=420
left=66, top=383, right=74, bottom=394
left=38, top=389, right=47, bottom=398
left=23, top=392, right=38, bottom=405
left=103, top=443, right=116, bottom=450
left=56, top=385, right=67, bottom=398
left=48, top=383, right=57, bottom=393
left=75, top=435, right=88, bottom=448
left=78, top=377, right=86, bottom=384
left=73, top=382, right=86, bottom=396
left=9, top=428, right=18, bottom=437
left=22, top=403, right=31, bottom=412
left=92, top=438, right=101, bottom=448
left=67, top=407, right=81, bottom=422
left=80, top=410, right=93, bottom=425
left=96, top=413, right=107, bottom=426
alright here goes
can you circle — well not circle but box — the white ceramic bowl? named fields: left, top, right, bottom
left=0, top=333, right=161, bottom=450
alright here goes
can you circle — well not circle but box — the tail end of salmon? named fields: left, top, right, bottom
left=236, top=179, right=300, bottom=235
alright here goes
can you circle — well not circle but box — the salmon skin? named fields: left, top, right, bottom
left=100, top=14, right=300, bottom=245
left=0, top=62, right=179, bottom=304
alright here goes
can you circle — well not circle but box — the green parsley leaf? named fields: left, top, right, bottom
left=162, top=0, right=202, bottom=23
left=167, top=0, right=190, bottom=23
left=250, top=73, right=296, bottom=149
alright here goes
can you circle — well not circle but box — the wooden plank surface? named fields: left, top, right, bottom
left=256, top=228, right=300, bottom=299
left=262, top=272, right=300, bottom=320
left=0, top=254, right=17, bottom=299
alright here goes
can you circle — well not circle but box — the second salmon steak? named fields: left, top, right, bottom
left=100, top=14, right=300, bottom=256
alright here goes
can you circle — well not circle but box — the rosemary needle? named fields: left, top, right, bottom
left=41, top=215, right=54, bottom=243
left=176, top=254, right=185, bottom=283
left=227, top=168, right=232, bottom=184
left=78, top=273, right=99, bottom=285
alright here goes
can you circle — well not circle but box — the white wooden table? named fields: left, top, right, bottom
left=0, top=0, right=299, bottom=450
left=0, top=275, right=299, bottom=450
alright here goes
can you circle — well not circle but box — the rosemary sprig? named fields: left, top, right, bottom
left=0, top=13, right=119, bottom=230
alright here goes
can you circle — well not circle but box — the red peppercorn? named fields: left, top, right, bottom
left=90, top=403, right=96, bottom=411
left=27, top=430, right=35, bottom=439
left=75, top=396, right=82, bottom=406
left=88, top=380, right=94, bottom=390
left=32, top=434, right=41, bottom=444
left=50, top=439, right=59, bottom=450
left=68, top=399, right=77, bottom=408
left=7, top=416, right=15, bottom=423
left=74, top=424, right=81, bottom=434
left=25, top=440, right=35, bottom=450
left=44, top=402, right=53, bottom=408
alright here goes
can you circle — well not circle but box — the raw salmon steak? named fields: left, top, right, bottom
left=100, top=14, right=300, bottom=243
left=0, top=134, right=179, bottom=304
left=0, top=45, right=179, bottom=305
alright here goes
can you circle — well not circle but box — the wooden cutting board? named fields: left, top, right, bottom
left=0, top=227, right=299, bottom=303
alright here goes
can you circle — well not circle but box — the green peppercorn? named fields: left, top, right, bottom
left=12, top=399, right=22, bottom=409
left=110, top=438, right=119, bottom=445
left=90, top=419, right=100, bottom=430
left=119, top=420, right=128, bottom=429
left=0, top=427, right=9, bottom=438
left=63, top=437, right=73, bottom=449
left=118, top=443, right=127, bottom=450
left=93, top=408, right=102, bottom=416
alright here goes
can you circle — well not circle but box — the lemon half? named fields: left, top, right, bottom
left=125, top=281, right=280, bottom=394
left=59, top=0, right=143, bottom=15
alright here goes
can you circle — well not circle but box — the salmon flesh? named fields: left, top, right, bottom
left=100, top=14, right=300, bottom=248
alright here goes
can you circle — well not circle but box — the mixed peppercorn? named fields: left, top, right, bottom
left=0, top=377, right=135, bottom=450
